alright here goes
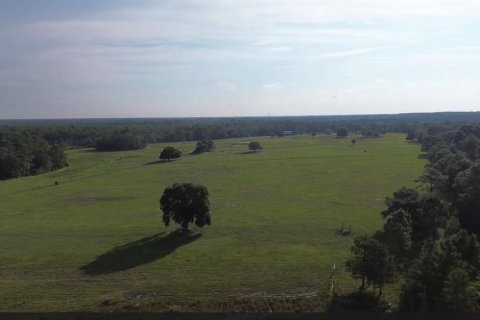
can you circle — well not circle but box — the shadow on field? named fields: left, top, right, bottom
left=80, top=230, right=201, bottom=275
left=143, top=159, right=173, bottom=165
left=236, top=150, right=259, bottom=155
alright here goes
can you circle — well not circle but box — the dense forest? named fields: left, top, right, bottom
left=0, top=129, right=68, bottom=180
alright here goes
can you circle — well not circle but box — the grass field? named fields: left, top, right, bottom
left=0, top=134, right=425, bottom=311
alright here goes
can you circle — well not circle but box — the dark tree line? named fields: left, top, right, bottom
left=0, top=129, right=68, bottom=180
left=6, top=113, right=476, bottom=150
left=4, top=113, right=480, bottom=154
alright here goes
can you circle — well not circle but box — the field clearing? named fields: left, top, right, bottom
left=0, top=134, right=425, bottom=311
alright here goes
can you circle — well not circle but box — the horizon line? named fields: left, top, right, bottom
left=1, top=110, right=480, bottom=121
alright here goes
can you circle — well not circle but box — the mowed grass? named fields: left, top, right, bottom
left=0, top=134, right=425, bottom=311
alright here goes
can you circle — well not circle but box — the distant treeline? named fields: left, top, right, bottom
left=3, top=112, right=480, bottom=150
left=0, top=129, right=68, bottom=180
left=2, top=112, right=480, bottom=180
left=95, top=128, right=147, bottom=151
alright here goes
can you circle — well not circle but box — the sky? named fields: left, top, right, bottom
left=1, top=0, right=480, bottom=119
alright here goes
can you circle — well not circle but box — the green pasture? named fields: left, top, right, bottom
left=0, top=134, right=425, bottom=311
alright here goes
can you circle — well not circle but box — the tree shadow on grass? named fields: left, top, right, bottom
left=80, top=230, right=201, bottom=275
left=236, top=150, right=259, bottom=155
left=143, top=159, right=176, bottom=165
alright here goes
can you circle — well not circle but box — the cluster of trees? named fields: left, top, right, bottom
left=359, top=124, right=384, bottom=138
left=95, top=129, right=147, bottom=151
left=338, top=123, right=480, bottom=312
left=337, top=125, right=384, bottom=138
left=0, top=129, right=68, bottom=180
left=193, top=139, right=215, bottom=154
left=159, top=139, right=262, bottom=163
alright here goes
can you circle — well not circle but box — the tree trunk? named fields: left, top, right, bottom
left=360, top=274, right=365, bottom=292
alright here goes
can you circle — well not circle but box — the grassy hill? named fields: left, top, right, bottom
left=0, top=134, right=425, bottom=311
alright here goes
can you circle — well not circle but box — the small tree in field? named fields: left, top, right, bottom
left=160, top=183, right=211, bottom=231
left=248, top=141, right=262, bottom=152
left=159, top=146, right=182, bottom=162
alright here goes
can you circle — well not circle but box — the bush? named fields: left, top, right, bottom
left=328, top=291, right=389, bottom=312
left=248, top=141, right=262, bottom=152
left=193, top=140, right=215, bottom=154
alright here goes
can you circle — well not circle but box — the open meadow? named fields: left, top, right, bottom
left=0, top=134, right=425, bottom=311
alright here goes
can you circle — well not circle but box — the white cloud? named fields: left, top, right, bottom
left=216, top=81, right=237, bottom=92
left=1, top=0, right=480, bottom=117
left=317, top=47, right=379, bottom=59
left=262, top=83, right=283, bottom=91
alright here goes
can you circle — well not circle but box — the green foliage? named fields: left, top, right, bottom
left=455, top=162, right=480, bottom=235
left=373, top=122, right=480, bottom=312
left=416, top=166, right=443, bottom=193
left=462, top=134, right=480, bottom=160
left=48, top=144, right=68, bottom=169
left=359, top=125, right=384, bottom=138
left=399, top=233, right=480, bottom=312
left=375, top=209, right=413, bottom=257
left=159, top=146, right=182, bottom=161
left=440, top=267, right=480, bottom=311
left=428, top=153, right=471, bottom=200
left=0, top=129, right=68, bottom=180
left=160, top=183, right=211, bottom=231
left=382, top=187, right=420, bottom=219
left=248, top=141, right=262, bottom=152
left=95, top=129, right=147, bottom=151
left=328, top=291, right=389, bottom=312
left=381, top=188, right=451, bottom=247
left=193, top=139, right=215, bottom=154
left=421, top=135, right=442, bottom=152
left=406, top=131, right=415, bottom=141
left=336, top=128, right=349, bottom=138
left=345, top=235, right=395, bottom=295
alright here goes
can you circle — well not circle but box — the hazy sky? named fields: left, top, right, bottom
left=1, top=0, right=480, bottom=119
